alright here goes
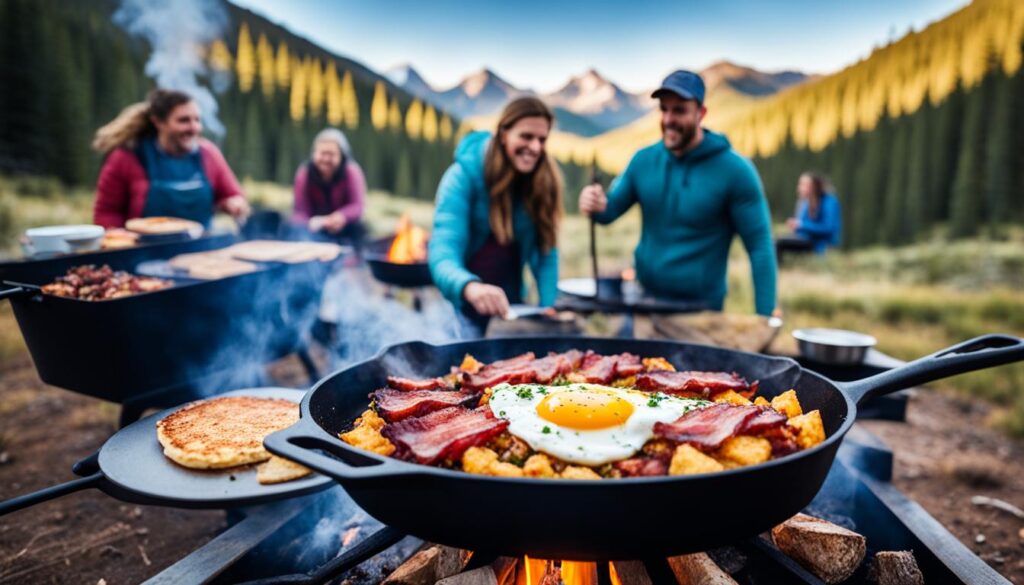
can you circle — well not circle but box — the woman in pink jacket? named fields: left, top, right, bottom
left=292, top=128, right=367, bottom=246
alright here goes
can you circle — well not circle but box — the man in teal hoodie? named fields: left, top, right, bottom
left=579, top=70, right=778, bottom=317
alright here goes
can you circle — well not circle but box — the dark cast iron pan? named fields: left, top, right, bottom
left=0, top=388, right=333, bottom=517
left=265, top=335, right=1024, bottom=560
left=363, top=235, right=433, bottom=288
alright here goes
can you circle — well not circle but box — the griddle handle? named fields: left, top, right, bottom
left=0, top=472, right=103, bottom=517
left=840, top=334, right=1024, bottom=405
left=265, top=419, right=423, bottom=482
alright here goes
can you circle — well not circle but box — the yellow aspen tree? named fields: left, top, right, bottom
left=439, top=113, right=453, bottom=141
left=370, top=81, right=389, bottom=130
left=308, top=58, right=326, bottom=117
left=388, top=97, right=402, bottom=130
left=236, top=23, right=256, bottom=92
left=208, top=39, right=232, bottom=72
left=340, top=70, right=359, bottom=129
left=289, top=56, right=307, bottom=121
left=256, top=33, right=275, bottom=96
left=325, top=63, right=343, bottom=125
left=422, top=105, right=438, bottom=142
left=275, top=41, right=291, bottom=89
left=405, top=99, right=423, bottom=139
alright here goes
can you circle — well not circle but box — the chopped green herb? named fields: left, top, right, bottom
left=516, top=387, right=534, bottom=400
left=542, top=426, right=552, bottom=434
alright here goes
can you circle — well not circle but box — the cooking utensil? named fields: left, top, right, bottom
left=556, top=277, right=706, bottom=314
left=793, top=328, right=877, bottom=366
left=266, top=334, right=1024, bottom=560
left=0, top=388, right=333, bottom=517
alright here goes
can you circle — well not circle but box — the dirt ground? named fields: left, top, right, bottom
left=1, top=346, right=1022, bottom=583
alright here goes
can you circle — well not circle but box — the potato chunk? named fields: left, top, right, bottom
left=339, top=410, right=394, bottom=456
left=461, top=447, right=524, bottom=477
left=560, top=466, right=601, bottom=480
left=715, top=436, right=772, bottom=467
left=771, top=389, right=803, bottom=418
left=753, top=396, right=770, bottom=407
left=643, top=357, right=676, bottom=372
left=523, top=454, right=557, bottom=478
left=669, top=444, right=725, bottom=475
left=713, top=389, right=753, bottom=406
left=787, top=410, right=826, bottom=449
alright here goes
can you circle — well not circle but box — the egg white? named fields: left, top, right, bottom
left=488, top=383, right=709, bottom=466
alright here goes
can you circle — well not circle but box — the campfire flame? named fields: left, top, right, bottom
left=522, top=557, right=601, bottom=585
left=387, top=213, right=428, bottom=264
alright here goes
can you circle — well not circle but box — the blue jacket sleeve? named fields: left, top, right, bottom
left=797, top=196, right=840, bottom=239
left=729, top=160, right=778, bottom=316
left=592, top=155, right=638, bottom=225
left=428, top=162, right=479, bottom=309
left=529, top=247, right=559, bottom=307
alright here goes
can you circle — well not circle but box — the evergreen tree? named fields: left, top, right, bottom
left=949, top=72, right=992, bottom=238
left=983, top=71, right=1015, bottom=236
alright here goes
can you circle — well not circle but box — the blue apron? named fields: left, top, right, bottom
left=138, top=137, right=214, bottom=227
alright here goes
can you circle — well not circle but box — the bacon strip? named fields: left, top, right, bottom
left=654, top=403, right=785, bottom=450
left=635, top=370, right=755, bottom=397
left=372, top=388, right=479, bottom=422
left=386, top=376, right=453, bottom=391
left=531, top=353, right=574, bottom=384
left=576, top=351, right=644, bottom=383
left=382, top=406, right=508, bottom=464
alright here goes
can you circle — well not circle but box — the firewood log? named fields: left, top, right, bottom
left=868, top=551, right=924, bottom=585
left=771, top=513, right=867, bottom=584
left=381, top=545, right=472, bottom=584
left=436, top=567, right=498, bottom=585
left=667, top=553, right=738, bottom=584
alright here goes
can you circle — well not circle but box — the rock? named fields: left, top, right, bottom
left=975, top=534, right=986, bottom=544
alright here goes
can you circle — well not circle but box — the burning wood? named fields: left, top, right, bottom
left=382, top=544, right=472, bottom=584
left=387, top=213, right=428, bottom=264
left=609, top=560, right=653, bottom=585
left=868, top=550, right=924, bottom=585
left=771, top=513, right=867, bottom=584
left=666, top=553, right=738, bottom=584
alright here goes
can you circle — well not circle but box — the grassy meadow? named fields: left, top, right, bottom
left=2, top=177, right=1023, bottom=435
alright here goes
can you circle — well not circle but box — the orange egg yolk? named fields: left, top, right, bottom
left=536, top=389, right=635, bottom=430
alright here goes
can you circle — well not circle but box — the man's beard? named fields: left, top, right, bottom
left=663, top=122, right=697, bottom=152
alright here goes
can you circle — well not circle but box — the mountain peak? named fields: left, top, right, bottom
left=699, top=60, right=810, bottom=97
left=461, top=67, right=513, bottom=98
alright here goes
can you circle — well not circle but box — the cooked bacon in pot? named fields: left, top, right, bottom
left=382, top=406, right=509, bottom=465
left=635, top=370, right=755, bottom=397
left=654, top=403, right=785, bottom=451
left=372, top=388, right=478, bottom=422
left=386, top=376, right=453, bottom=391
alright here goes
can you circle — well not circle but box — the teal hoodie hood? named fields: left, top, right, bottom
left=428, top=131, right=560, bottom=310
left=593, top=128, right=778, bottom=315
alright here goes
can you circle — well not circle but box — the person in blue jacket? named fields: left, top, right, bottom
left=579, top=70, right=778, bottom=317
left=781, top=171, right=842, bottom=254
left=429, top=97, right=563, bottom=337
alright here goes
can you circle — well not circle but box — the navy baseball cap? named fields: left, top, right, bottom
left=651, top=70, right=706, bottom=104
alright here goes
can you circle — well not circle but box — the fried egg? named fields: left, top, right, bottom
left=488, top=383, right=708, bottom=466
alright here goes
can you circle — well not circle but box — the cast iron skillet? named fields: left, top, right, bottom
left=363, top=235, right=433, bottom=288
left=265, top=335, right=1024, bottom=560
left=0, top=388, right=333, bottom=517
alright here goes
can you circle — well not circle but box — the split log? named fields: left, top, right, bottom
left=381, top=545, right=472, bottom=585
left=868, top=551, right=924, bottom=585
left=490, top=557, right=517, bottom=585
left=771, top=513, right=866, bottom=584
left=667, top=553, right=738, bottom=584
left=436, top=567, right=498, bottom=585
left=610, top=560, right=653, bottom=585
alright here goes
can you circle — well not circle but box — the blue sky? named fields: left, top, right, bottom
left=232, top=0, right=969, bottom=93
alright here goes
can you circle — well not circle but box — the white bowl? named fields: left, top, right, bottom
left=25, top=225, right=105, bottom=255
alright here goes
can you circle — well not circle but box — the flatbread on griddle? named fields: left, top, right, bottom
left=156, top=396, right=298, bottom=469
left=257, top=455, right=313, bottom=484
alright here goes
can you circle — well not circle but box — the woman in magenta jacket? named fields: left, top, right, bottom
left=292, top=128, right=367, bottom=246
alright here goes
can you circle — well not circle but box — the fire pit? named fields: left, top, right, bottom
left=364, top=214, right=433, bottom=289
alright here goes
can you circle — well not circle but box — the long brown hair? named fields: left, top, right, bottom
left=483, top=97, right=563, bottom=253
left=92, top=89, right=194, bottom=154
left=800, top=171, right=829, bottom=220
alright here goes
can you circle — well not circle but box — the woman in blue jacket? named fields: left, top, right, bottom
left=429, top=97, right=563, bottom=337
left=778, top=172, right=842, bottom=258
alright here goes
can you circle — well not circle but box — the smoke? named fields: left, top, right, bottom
left=114, top=0, right=228, bottom=136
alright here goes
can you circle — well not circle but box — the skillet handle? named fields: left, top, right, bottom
left=839, top=334, right=1024, bottom=405
left=264, top=417, right=423, bottom=482
left=0, top=472, right=103, bottom=517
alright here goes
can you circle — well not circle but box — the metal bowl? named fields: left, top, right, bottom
left=792, top=327, right=877, bottom=365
